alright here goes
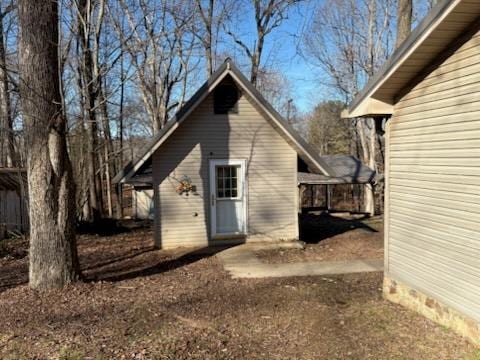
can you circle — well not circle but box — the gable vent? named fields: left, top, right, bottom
left=214, top=84, right=239, bottom=114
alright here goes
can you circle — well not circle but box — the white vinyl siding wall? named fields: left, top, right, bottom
left=387, top=27, right=480, bottom=322
left=152, top=88, right=298, bottom=248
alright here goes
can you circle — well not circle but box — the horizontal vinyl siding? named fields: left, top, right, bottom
left=388, top=25, right=480, bottom=322
left=153, top=86, right=297, bottom=248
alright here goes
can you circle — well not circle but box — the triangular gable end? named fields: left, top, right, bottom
left=113, top=60, right=334, bottom=184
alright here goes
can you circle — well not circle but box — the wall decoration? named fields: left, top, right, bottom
left=176, top=175, right=195, bottom=195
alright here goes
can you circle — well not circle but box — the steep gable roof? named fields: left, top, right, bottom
left=343, top=0, right=480, bottom=118
left=113, top=60, right=334, bottom=184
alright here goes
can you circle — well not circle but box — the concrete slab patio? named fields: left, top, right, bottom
left=217, top=244, right=384, bottom=279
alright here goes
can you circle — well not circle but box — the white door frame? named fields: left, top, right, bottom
left=209, top=159, right=248, bottom=239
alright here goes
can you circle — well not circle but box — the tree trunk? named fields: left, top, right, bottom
left=356, top=120, right=375, bottom=215
left=363, top=0, right=377, bottom=216
left=395, top=0, right=412, bottom=49
left=205, top=41, right=213, bottom=77
left=366, top=0, right=376, bottom=77
left=250, top=53, right=259, bottom=86
left=18, top=0, right=80, bottom=289
left=250, top=32, right=264, bottom=86
left=116, top=41, right=125, bottom=219
left=206, top=0, right=214, bottom=76
left=99, top=84, right=115, bottom=218
left=0, top=10, right=14, bottom=168
left=78, top=0, right=102, bottom=221
left=197, top=0, right=214, bottom=77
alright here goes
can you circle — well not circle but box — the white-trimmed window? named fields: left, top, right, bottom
left=216, top=165, right=240, bottom=199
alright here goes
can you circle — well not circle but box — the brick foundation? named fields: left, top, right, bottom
left=384, top=276, right=480, bottom=346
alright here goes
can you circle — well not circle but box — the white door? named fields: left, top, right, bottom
left=209, top=159, right=247, bottom=238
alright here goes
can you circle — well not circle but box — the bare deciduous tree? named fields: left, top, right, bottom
left=226, top=0, right=303, bottom=87
left=113, top=0, right=196, bottom=134
left=76, top=0, right=105, bottom=221
left=71, top=0, right=127, bottom=220
left=192, top=0, right=234, bottom=77
left=18, top=0, right=80, bottom=289
left=301, top=0, right=397, bottom=214
left=194, top=0, right=215, bottom=77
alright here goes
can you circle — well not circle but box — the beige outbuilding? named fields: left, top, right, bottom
left=114, top=60, right=333, bottom=249
left=0, top=169, right=28, bottom=239
left=343, top=0, right=480, bottom=345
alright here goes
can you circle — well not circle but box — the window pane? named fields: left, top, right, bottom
left=215, top=165, right=242, bottom=199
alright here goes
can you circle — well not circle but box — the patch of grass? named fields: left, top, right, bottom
left=58, top=347, right=85, bottom=360
left=469, top=349, right=480, bottom=360
left=3, top=344, right=28, bottom=360
left=440, top=324, right=450, bottom=333
left=358, top=216, right=383, bottom=233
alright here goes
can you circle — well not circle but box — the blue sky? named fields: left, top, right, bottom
left=219, top=0, right=326, bottom=113
left=268, top=1, right=331, bottom=112
left=221, top=0, right=432, bottom=114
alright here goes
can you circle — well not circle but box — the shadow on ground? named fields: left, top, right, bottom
left=77, top=219, right=236, bottom=282
left=0, top=220, right=237, bottom=293
left=0, top=260, right=28, bottom=293
left=0, top=214, right=375, bottom=291
left=85, top=244, right=233, bottom=283
left=299, top=212, right=378, bottom=244
left=77, top=219, right=237, bottom=282
left=76, top=218, right=152, bottom=236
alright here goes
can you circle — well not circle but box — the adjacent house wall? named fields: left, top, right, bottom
left=385, top=25, right=480, bottom=330
left=152, top=79, right=298, bottom=248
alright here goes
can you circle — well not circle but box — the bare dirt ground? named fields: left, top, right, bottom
left=255, top=213, right=384, bottom=264
left=0, top=224, right=477, bottom=359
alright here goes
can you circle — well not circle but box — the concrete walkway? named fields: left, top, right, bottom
left=217, top=244, right=384, bottom=279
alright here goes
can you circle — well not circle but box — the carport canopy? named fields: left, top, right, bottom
left=298, top=155, right=380, bottom=185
